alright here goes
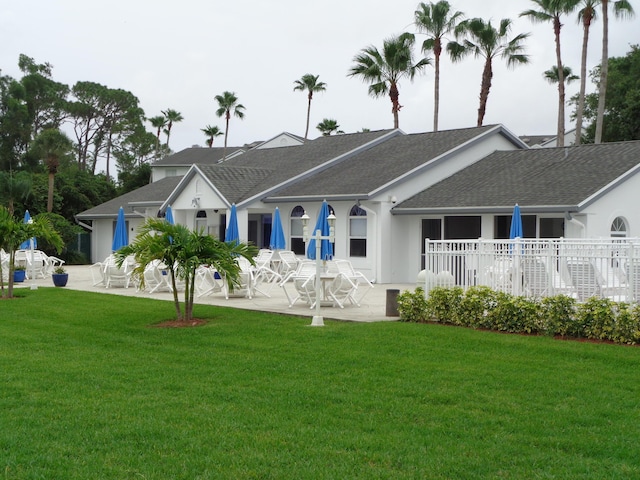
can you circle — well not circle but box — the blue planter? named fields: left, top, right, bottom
left=52, top=273, right=68, bottom=287
left=13, top=269, right=26, bottom=282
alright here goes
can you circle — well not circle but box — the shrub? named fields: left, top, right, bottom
left=427, top=286, right=464, bottom=325
left=488, top=292, right=540, bottom=333
left=540, top=295, right=577, bottom=337
left=458, top=285, right=497, bottom=329
left=397, top=288, right=430, bottom=323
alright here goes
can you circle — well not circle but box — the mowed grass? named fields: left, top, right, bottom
left=1, top=289, right=639, bottom=479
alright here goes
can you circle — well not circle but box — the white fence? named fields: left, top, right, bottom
left=423, top=238, right=640, bottom=302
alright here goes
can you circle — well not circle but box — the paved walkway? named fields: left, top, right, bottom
left=18, top=265, right=416, bottom=323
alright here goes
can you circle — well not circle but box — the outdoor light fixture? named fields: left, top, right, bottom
left=308, top=208, right=337, bottom=328
left=301, top=211, right=310, bottom=241
left=191, top=197, right=200, bottom=208
left=327, top=211, right=336, bottom=241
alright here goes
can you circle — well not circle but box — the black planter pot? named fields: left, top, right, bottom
left=52, top=273, right=68, bottom=287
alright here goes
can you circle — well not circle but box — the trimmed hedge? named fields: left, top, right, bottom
left=397, top=286, right=640, bottom=345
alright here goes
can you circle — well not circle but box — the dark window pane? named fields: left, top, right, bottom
left=349, top=238, right=367, bottom=257
left=291, top=237, right=305, bottom=255
left=444, top=216, right=481, bottom=239
left=540, top=218, right=564, bottom=238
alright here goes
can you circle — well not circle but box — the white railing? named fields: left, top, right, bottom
left=423, top=238, right=640, bottom=302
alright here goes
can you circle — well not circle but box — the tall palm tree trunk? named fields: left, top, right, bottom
left=304, top=94, right=312, bottom=140
left=554, top=17, right=566, bottom=147
left=595, top=0, right=609, bottom=143
left=47, top=173, right=55, bottom=212
left=390, top=83, right=401, bottom=129
left=434, top=45, right=441, bottom=132
left=575, top=10, right=593, bottom=146
left=223, top=113, right=230, bottom=160
left=477, top=57, right=493, bottom=127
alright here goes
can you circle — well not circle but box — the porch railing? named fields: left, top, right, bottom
left=423, top=238, right=640, bottom=302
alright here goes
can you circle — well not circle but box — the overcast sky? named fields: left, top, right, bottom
left=1, top=0, right=638, bottom=170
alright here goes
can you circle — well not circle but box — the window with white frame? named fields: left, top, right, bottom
left=349, top=204, right=367, bottom=257
left=611, top=216, right=628, bottom=238
left=290, top=205, right=305, bottom=255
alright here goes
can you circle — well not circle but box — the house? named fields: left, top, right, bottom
left=76, top=125, right=640, bottom=283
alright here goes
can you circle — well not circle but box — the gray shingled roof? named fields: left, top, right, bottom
left=197, top=129, right=395, bottom=203
left=271, top=125, right=500, bottom=198
left=395, top=140, right=640, bottom=212
left=152, top=147, right=243, bottom=166
left=76, top=176, right=183, bottom=218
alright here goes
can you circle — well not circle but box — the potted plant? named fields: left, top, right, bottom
left=52, top=266, right=68, bottom=287
left=13, top=265, right=26, bottom=283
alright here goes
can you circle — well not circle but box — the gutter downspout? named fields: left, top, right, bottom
left=565, top=211, right=585, bottom=238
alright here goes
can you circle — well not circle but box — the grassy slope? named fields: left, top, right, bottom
left=1, top=289, right=639, bottom=479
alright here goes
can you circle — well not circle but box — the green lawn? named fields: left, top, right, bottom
left=1, top=289, right=639, bottom=479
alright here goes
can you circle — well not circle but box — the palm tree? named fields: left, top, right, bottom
left=594, top=0, right=634, bottom=143
left=544, top=65, right=579, bottom=85
left=414, top=1, right=464, bottom=131
left=448, top=18, right=529, bottom=127
left=161, top=108, right=183, bottom=150
left=148, top=115, right=167, bottom=159
left=201, top=125, right=224, bottom=148
left=214, top=91, right=246, bottom=160
left=116, top=218, right=256, bottom=322
left=521, top=0, right=581, bottom=147
left=348, top=33, right=431, bottom=129
left=0, top=207, right=63, bottom=298
left=574, top=0, right=599, bottom=145
left=30, top=128, right=73, bottom=212
left=316, top=119, right=344, bottom=136
left=293, top=74, right=327, bottom=140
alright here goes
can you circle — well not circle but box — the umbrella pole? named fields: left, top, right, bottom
left=311, top=229, right=324, bottom=326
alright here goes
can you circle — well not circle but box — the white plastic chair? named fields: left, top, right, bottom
left=333, top=259, right=374, bottom=306
left=195, top=265, right=224, bottom=297
left=327, top=273, right=359, bottom=308
left=281, top=261, right=317, bottom=307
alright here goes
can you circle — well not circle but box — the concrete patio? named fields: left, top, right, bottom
left=16, top=265, right=416, bottom=322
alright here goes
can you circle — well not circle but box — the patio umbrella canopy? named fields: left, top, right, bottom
left=509, top=204, right=523, bottom=239
left=269, top=207, right=286, bottom=250
left=225, top=204, right=239, bottom=245
left=165, top=205, right=175, bottom=225
left=19, top=210, right=37, bottom=250
left=112, top=206, right=128, bottom=251
left=307, top=201, right=333, bottom=261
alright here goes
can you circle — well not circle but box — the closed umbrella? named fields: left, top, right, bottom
left=307, top=200, right=333, bottom=261
left=225, top=204, right=239, bottom=245
left=112, top=206, right=128, bottom=251
left=269, top=207, right=286, bottom=250
left=19, top=210, right=37, bottom=250
left=165, top=205, right=175, bottom=225
left=509, top=204, right=523, bottom=239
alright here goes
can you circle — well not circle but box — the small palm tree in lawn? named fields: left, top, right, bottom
left=594, top=0, right=634, bottom=143
left=148, top=115, right=167, bottom=159
left=201, top=125, right=224, bottom=148
left=414, top=0, right=465, bottom=131
left=161, top=108, right=183, bottom=150
left=316, top=119, right=344, bottom=136
left=349, top=33, right=431, bottom=129
left=448, top=18, right=530, bottom=127
left=0, top=207, right=63, bottom=298
left=215, top=91, right=246, bottom=161
left=116, top=218, right=257, bottom=323
left=293, top=74, right=327, bottom=140
left=30, top=128, right=73, bottom=213
left=521, top=0, right=582, bottom=147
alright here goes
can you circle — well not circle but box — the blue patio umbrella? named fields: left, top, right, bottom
left=509, top=204, right=523, bottom=239
left=269, top=207, right=286, bottom=250
left=225, top=204, right=239, bottom=245
left=112, top=206, right=128, bottom=251
left=19, top=210, right=37, bottom=249
left=307, top=200, right=333, bottom=261
left=165, top=205, right=175, bottom=225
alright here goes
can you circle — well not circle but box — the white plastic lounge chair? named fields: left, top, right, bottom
left=566, top=260, right=602, bottom=301
left=276, top=250, right=299, bottom=279
left=333, top=259, right=374, bottom=306
left=195, top=265, right=224, bottom=297
left=327, top=273, right=358, bottom=308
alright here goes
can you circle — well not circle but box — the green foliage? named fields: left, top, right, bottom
left=400, top=284, right=640, bottom=345
left=397, top=287, right=430, bottom=322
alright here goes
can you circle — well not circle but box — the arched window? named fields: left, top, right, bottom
left=290, top=205, right=305, bottom=255
left=349, top=204, right=367, bottom=257
left=611, top=216, right=628, bottom=238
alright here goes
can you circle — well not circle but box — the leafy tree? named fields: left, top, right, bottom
left=594, top=0, right=634, bottom=143
left=448, top=18, right=530, bottom=127
left=0, top=170, right=32, bottom=215
left=113, top=126, right=156, bottom=174
left=0, top=207, right=63, bottom=298
left=414, top=1, right=464, bottom=131
left=29, top=128, right=74, bottom=212
left=349, top=33, right=431, bottom=129
left=293, top=74, right=327, bottom=140
left=116, top=218, right=257, bottom=322
left=117, top=163, right=151, bottom=195
left=575, top=45, right=640, bottom=142
left=201, top=125, right=224, bottom=147
left=0, top=73, right=30, bottom=171
left=521, top=0, right=581, bottom=147
left=161, top=108, right=183, bottom=150
left=316, top=119, right=344, bottom=136
left=148, top=115, right=167, bottom=159
left=215, top=91, right=245, bottom=161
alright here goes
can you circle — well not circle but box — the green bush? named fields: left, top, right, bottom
left=397, top=288, right=430, bottom=323
left=488, top=292, right=540, bottom=333
left=427, top=286, right=464, bottom=325
left=539, top=295, right=577, bottom=337
left=457, top=285, right=497, bottom=329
